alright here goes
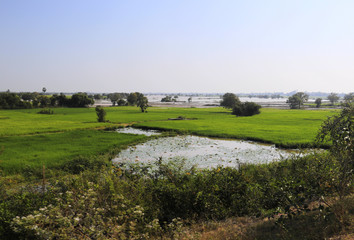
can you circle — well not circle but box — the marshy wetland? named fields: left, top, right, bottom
left=0, top=106, right=335, bottom=174
left=1, top=104, right=352, bottom=240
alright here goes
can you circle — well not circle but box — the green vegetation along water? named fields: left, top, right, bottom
left=0, top=107, right=336, bottom=175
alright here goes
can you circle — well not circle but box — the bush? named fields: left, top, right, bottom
left=232, top=102, right=261, bottom=116
left=220, top=93, right=241, bottom=109
left=95, top=106, right=106, bottom=122
left=11, top=179, right=159, bottom=239
left=37, top=108, right=53, bottom=114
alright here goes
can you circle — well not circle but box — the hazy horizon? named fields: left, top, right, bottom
left=1, top=1, right=354, bottom=93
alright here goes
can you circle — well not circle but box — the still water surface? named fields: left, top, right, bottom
left=113, top=128, right=301, bottom=169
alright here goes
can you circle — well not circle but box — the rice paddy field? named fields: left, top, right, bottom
left=0, top=106, right=337, bottom=175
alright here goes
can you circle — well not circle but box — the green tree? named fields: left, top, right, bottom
left=38, top=95, right=51, bottom=107
left=317, top=103, right=353, bottom=198
left=32, top=98, right=39, bottom=108
left=287, top=92, right=309, bottom=109
left=137, top=94, right=148, bottom=112
left=127, top=92, right=138, bottom=106
left=57, top=93, right=68, bottom=107
left=95, top=106, right=106, bottom=122
left=50, top=94, right=58, bottom=106
left=117, top=99, right=127, bottom=106
left=93, top=94, right=102, bottom=100
left=343, top=93, right=353, bottom=103
left=315, top=98, right=322, bottom=108
left=220, top=93, right=241, bottom=109
left=20, top=92, right=34, bottom=101
left=232, top=102, right=261, bottom=116
left=69, top=93, right=94, bottom=107
left=108, top=93, right=122, bottom=106
left=327, top=93, right=339, bottom=106
left=0, top=92, right=21, bottom=109
left=0, top=92, right=32, bottom=109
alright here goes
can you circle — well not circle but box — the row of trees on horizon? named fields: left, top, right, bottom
left=0, top=89, right=352, bottom=110
left=0, top=90, right=149, bottom=111
left=287, top=92, right=353, bottom=109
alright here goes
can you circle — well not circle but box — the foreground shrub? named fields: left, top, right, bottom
left=10, top=171, right=163, bottom=239
left=12, top=184, right=149, bottom=239
left=2, top=150, right=349, bottom=239
left=0, top=180, right=57, bottom=239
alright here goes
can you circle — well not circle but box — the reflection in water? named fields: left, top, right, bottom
left=112, top=134, right=305, bottom=169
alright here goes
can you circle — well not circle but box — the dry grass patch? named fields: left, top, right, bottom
left=178, top=195, right=354, bottom=240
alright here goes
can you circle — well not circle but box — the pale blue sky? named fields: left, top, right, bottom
left=1, top=0, right=353, bottom=93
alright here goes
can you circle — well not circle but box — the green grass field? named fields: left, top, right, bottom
left=0, top=130, right=147, bottom=174
left=134, top=107, right=336, bottom=147
left=0, top=106, right=337, bottom=174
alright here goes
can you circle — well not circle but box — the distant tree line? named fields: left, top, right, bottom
left=0, top=91, right=149, bottom=112
left=286, top=92, right=353, bottom=109
left=106, top=92, right=149, bottom=112
left=0, top=92, right=94, bottom=109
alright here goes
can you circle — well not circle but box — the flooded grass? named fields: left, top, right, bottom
left=112, top=135, right=305, bottom=169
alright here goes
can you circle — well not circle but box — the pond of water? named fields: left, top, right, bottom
left=113, top=129, right=304, bottom=169
left=116, top=127, right=161, bottom=136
